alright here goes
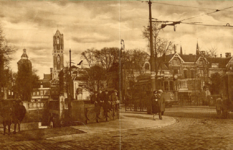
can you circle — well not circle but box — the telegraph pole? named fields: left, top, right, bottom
left=149, top=0, right=155, bottom=91
left=120, top=39, right=125, bottom=103
left=69, top=49, right=73, bottom=100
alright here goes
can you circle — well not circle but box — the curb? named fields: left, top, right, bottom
left=46, top=113, right=176, bottom=141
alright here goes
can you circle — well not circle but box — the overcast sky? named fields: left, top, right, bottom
left=1, top=0, right=233, bottom=78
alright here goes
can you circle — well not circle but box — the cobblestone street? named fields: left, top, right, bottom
left=1, top=106, right=233, bottom=150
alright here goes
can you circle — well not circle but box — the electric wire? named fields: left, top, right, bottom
left=151, top=2, right=216, bottom=10
left=181, top=22, right=233, bottom=27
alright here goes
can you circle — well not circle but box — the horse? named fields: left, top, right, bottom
left=12, top=101, right=26, bottom=134
left=0, top=102, right=13, bottom=135
left=0, top=100, right=26, bottom=135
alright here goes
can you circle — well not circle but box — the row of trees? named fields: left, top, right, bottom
left=79, top=47, right=149, bottom=92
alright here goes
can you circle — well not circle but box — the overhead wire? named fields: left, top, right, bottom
left=151, top=2, right=216, bottom=10
left=181, top=22, right=233, bottom=28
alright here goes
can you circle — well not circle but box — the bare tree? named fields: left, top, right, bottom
left=206, top=46, right=218, bottom=57
left=143, top=22, right=173, bottom=56
left=81, top=47, right=120, bottom=71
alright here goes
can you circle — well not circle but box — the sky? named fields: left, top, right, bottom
left=1, top=0, right=233, bottom=78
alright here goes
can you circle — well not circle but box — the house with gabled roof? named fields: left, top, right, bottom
left=152, top=43, right=233, bottom=105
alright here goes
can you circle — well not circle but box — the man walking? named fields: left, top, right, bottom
left=157, top=90, right=165, bottom=120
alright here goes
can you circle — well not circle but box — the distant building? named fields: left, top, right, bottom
left=17, top=49, right=32, bottom=101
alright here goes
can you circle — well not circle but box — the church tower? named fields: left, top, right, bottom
left=196, top=42, right=199, bottom=56
left=52, top=30, right=64, bottom=79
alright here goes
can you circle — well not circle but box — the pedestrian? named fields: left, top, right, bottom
left=94, top=92, right=101, bottom=123
left=12, top=101, right=26, bottom=134
left=146, top=90, right=152, bottom=114
left=102, top=89, right=110, bottom=121
left=111, top=90, right=118, bottom=109
left=151, top=91, right=159, bottom=120
left=90, top=91, right=95, bottom=103
left=98, top=90, right=104, bottom=104
left=157, top=89, right=165, bottom=120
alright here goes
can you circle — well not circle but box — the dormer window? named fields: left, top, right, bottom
left=211, top=63, right=219, bottom=68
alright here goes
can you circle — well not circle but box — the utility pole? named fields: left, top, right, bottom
left=69, top=49, right=73, bottom=100
left=148, top=0, right=155, bottom=92
left=120, top=39, right=125, bottom=103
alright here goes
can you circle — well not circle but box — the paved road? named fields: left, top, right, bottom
left=1, top=106, right=233, bottom=150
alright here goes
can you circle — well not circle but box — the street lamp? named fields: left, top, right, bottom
left=120, top=39, right=125, bottom=103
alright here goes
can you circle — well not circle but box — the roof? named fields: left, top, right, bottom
left=54, top=30, right=62, bottom=36
left=180, top=54, right=198, bottom=62
left=43, top=74, right=51, bottom=80
left=207, top=57, right=231, bottom=68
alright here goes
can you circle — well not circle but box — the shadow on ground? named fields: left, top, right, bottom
left=0, top=127, right=85, bottom=142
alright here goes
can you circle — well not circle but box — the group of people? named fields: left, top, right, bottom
left=151, top=89, right=165, bottom=120
left=90, top=89, right=119, bottom=122
left=0, top=100, right=26, bottom=135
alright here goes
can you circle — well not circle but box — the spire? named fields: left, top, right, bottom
left=196, top=41, right=199, bottom=55
left=180, top=46, right=183, bottom=55
left=174, top=44, right=176, bottom=54
left=21, top=49, right=28, bottom=59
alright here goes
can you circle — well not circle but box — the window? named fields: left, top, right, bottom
left=145, top=63, right=150, bottom=71
left=184, top=70, right=188, bottom=78
left=200, top=70, right=204, bottom=77
left=179, top=81, right=187, bottom=89
left=40, top=91, right=43, bottom=95
left=37, top=91, right=39, bottom=95
left=170, top=81, right=174, bottom=91
left=164, top=81, right=169, bottom=91
left=212, top=63, right=219, bottom=68
left=174, top=69, right=179, bottom=74
left=191, top=70, right=195, bottom=78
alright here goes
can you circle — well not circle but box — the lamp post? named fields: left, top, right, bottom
left=120, top=39, right=125, bottom=103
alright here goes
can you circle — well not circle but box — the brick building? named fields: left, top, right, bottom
left=154, top=43, right=233, bottom=105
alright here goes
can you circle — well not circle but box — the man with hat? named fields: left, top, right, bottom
left=157, top=89, right=165, bottom=120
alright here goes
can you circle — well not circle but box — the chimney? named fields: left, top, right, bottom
left=50, top=68, right=53, bottom=79
left=220, top=54, right=222, bottom=57
left=174, top=44, right=176, bottom=54
left=225, top=52, right=231, bottom=58
left=180, top=46, right=183, bottom=55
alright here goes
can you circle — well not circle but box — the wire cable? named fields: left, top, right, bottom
left=181, top=22, right=233, bottom=27
left=152, top=2, right=216, bottom=10
left=180, top=6, right=233, bottom=21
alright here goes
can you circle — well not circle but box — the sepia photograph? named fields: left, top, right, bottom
left=1, top=0, right=233, bottom=149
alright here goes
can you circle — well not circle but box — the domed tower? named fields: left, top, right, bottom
left=17, top=49, right=32, bottom=101
left=17, top=49, right=32, bottom=71
left=52, top=30, right=64, bottom=79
